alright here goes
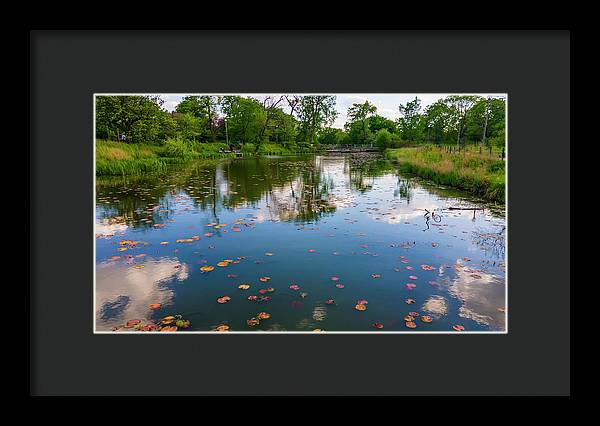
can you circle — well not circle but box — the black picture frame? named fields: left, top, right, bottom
left=30, top=30, right=570, bottom=396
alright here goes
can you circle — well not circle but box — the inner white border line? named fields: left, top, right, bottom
left=93, top=93, right=508, bottom=334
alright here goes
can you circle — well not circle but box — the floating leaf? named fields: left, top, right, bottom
left=161, top=326, right=178, bottom=332
left=409, top=311, right=420, bottom=317
left=421, top=316, right=433, bottom=323
left=325, top=299, right=336, bottom=305
left=141, top=324, right=159, bottom=331
left=125, top=319, right=141, bottom=328
left=227, top=274, right=238, bottom=278
left=330, top=276, right=340, bottom=281
left=257, top=312, right=271, bottom=320
left=215, top=324, right=230, bottom=332
left=406, top=283, right=416, bottom=290
left=265, top=252, right=273, bottom=256
left=176, top=319, right=191, bottom=328
left=405, top=321, right=417, bottom=329
left=372, top=322, right=384, bottom=329
left=404, top=315, right=415, bottom=322
left=371, top=274, right=381, bottom=279
left=335, top=284, right=345, bottom=289
left=217, top=296, right=231, bottom=304
left=421, top=264, right=435, bottom=271
left=259, top=277, right=271, bottom=282
left=355, top=304, right=367, bottom=311
left=238, top=284, right=250, bottom=290
left=405, top=298, right=416, bottom=304
left=247, top=295, right=258, bottom=301
left=357, top=299, right=368, bottom=305
left=133, top=265, right=145, bottom=269
left=308, top=249, right=316, bottom=252
left=149, top=303, right=161, bottom=310
left=313, top=329, right=323, bottom=332
left=452, top=325, right=465, bottom=331
left=217, top=261, right=229, bottom=267
left=289, top=284, right=300, bottom=290
left=409, top=275, right=418, bottom=280
left=231, top=227, right=241, bottom=232
left=200, top=265, right=214, bottom=272
left=247, top=318, right=260, bottom=326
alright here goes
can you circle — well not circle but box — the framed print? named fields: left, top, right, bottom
left=30, top=30, right=570, bottom=396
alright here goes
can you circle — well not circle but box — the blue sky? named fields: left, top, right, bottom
left=159, top=93, right=504, bottom=129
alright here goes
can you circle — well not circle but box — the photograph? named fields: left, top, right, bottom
left=94, top=93, right=507, bottom=333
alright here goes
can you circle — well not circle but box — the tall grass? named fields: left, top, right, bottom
left=96, top=139, right=236, bottom=175
left=96, top=139, right=322, bottom=176
left=386, top=145, right=505, bottom=202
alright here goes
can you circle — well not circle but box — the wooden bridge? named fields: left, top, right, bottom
left=324, top=145, right=380, bottom=153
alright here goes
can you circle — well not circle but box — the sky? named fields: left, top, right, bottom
left=158, top=93, right=505, bottom=129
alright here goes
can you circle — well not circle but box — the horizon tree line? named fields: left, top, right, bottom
left=95, top=94, right=506, bottom=151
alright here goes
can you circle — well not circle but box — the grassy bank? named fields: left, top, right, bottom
left=386, top=146, right=505, bottom=202
left=96, top=139, right=323, bottom=175
left=96, top=140, right=242, bottom=175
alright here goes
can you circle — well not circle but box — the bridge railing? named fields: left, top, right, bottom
left=324, top=145, right=378, bottom=151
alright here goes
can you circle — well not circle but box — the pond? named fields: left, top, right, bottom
left=95, top=153, right=506, bottom=332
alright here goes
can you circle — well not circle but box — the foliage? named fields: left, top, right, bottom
left=296, top=96, right=338, bottom=145
left=346, top=101, right=377, bottom=144
left=387, top=146, right=505, bottom=202
left=96, top=95, right=170, bottom=144
left=374, top=128, right=392, bottom=150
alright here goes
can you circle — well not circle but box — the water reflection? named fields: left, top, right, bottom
left=447, top=259, right=506, bottom=330
left=96, top=153, right=506, bottom=332
left=96, top=154, right=399, bottom=227
left=96, top=257, right=189, bottom=330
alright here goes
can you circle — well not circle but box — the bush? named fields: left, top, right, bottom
left=164, top=138, right=197, bottom=159
left=241, top=143, right=256, bottom=154
left=375, top=129, right=392, bottom=150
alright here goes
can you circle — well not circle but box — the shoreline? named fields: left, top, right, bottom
left=385, top=147, right=505, bottom=203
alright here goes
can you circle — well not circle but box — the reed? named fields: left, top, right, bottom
left=386, top=145, right=505, bottom=202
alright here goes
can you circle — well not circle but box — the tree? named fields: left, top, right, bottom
left=175, top=95, right=219, bottom=142
left=398, top=97, right=424, bottom=142
left=173, top=112, right=202, bottom=142
left=258, top=96, right=285, bottom=143
left=318, top=128, right=347, bottom=145
left=95, top=95, right=167, bottom=144
left=368, top=115, right=397, bottom=135
left=375, top=128, right=392, bottom=150
left=444, top=95, right=481, bottom=147
left=297, top=96, right=338, bottom=146
left=423, top=100, right=452, bottom=144
left=268, top=107, right=298, bottom=146
left=347, top=101, right=377, bottom=144
left=220, top=96, right=266, bottom=147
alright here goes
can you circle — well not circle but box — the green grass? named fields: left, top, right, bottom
left=96, top=139, right=324, bottom=176
left=96, top=139, right=238, bottom=175
left=386, top=145, right=505, bottom=202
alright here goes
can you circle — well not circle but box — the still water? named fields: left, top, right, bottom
left=95, top=154, right=506, bottom=332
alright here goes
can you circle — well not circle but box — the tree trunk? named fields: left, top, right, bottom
left=481, top=97, right=490, bottom=147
